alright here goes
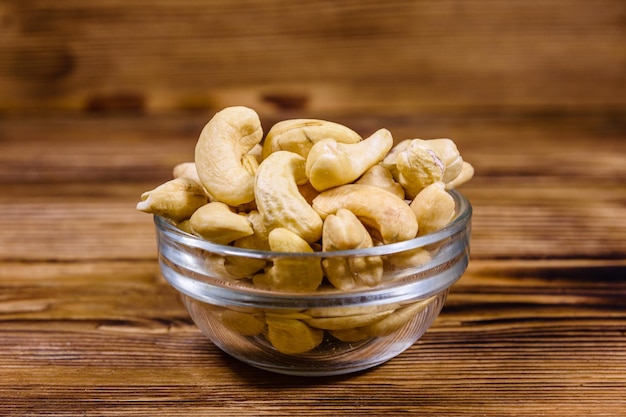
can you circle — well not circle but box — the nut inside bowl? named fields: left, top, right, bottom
left=155, top=190, right=471, bottom=376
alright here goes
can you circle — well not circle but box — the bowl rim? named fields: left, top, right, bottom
left=154, top=190, right=472, bottom=259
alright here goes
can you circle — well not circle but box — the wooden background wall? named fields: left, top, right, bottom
left=1, top=0, right=624, bottom=118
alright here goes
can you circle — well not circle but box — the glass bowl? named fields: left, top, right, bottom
left=154, top=190, right=471, bottom=376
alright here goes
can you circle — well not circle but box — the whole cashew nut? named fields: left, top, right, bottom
left=355, top=164, right=405, bottom=199
left=445, top=161, right=475, bottom=190
left=393, top=140, right=446, bottom=199
left=172, top=161, right=203, bottom=186
left=189, top=201, right=254, bottom=245
left=136, top=177, right=208, bottom=222
left=304, top=309, right=394, bottom=331
left=262, top=119, right=362, bottom=160
left=253, top=227, right=324, bottom=293
left=322, top=208, right=383, bottom=290
left=225, top=210, right=270, bottom=278
left=195, top=106, right=263, bottom=206
left=410, top=182, right=456, bottom=236
left=255, top=151, right=323, bottom=243
left=425, top=138, right=464, bottom=183
left=312, top=184, right=418, bottom=244
left=361, top=297, right=435, bottom=337
left=219, top=308, right=266, bottom=336
left=305, top=128, right=394, bottom=191
left=266, top=317, right=323, bottom=354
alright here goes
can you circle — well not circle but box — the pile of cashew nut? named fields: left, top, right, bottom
left=137, top=106, right=474, bottom=354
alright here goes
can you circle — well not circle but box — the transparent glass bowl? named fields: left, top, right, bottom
left=155, top=190, right=471, bottom=376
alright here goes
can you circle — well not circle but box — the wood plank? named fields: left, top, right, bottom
left=1, top=259, right=624, bottom=416
left=1, top=179, right=625, bottom=262
left=1, top=111, right=624, bottom=184
left=0, top=1, right=624, bottom=114
left=1, top=111, right=624, bottom=261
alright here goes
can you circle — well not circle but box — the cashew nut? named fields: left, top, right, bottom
left=384, top=247, right=432, bottom=271
left=194, top=106, right=263, bottom=206
left=189, top=201, right=254, bottom=245
left=425, top=139, right=464, bottom=183
left=262, top=119, right=362, bottom=160
left=253, top=228, right=323, bottom=292
left=304, top=309, right=394, bottom=331
left=305, top=128, right=393, bottom=191
left=219, top=308, right=266, bottom=336
left=234, top=210, right=270, bottom=248
left=445, top=161, right=475, bottom=190
left=329, top=328, right=370, bottom=342
left=254, top=151, right=323, bottom=243
left=410, top=182, right=456, bottom=236
left=361, top=296, right=436, bottom=337
left=355, top=164, right=405, bottom=200
left=266, top=317, right=324, bottom=354
left=136, top=177, right=208, bottom=222
left=305, top=310, right=393, bottom=330
left=225, top=210, right=269, bottom=278
left=321, top=209, right=383, bottom=290
left=173, top=161, right=203, bottom=185
left=175, top=219, right=193, bottom=234
left=393, top=139, right=446, bottom=199
left=312, top=184, right=418, bottom=244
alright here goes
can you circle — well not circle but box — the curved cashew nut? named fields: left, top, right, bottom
left=173, top=161, right=202, bottom=186
left=173, top=161, right=214, bottom=201
left=194, top=106, right=263, bottom=206
left=445, top=161, right=475, bottom=190
left=384, top=247, right=432, bottom=271
left=219, top=308, right=266, bottom=336
left=189, top=201, right=254, bottom=245
left=312, top=184, right=418, bottom=244
left=410, top=182, right=456, bottom=236
left=304, top=309, right=393, bottom=331
left=305, top=128, right=394, bottom=191
left=266, top=317, right=323, bottom=354
left=261, top=119, right=362, bottom=160
left=136, top=177, right=208, bottom=222
left=355, top=164, right=405, bottom=199
left=253, top=228, right=324, bottom=293
left=255, top=151, right=323, bottom=243
left=322, top=208, right=383, bottom=290
left=361, top=296, right=436, bottom=337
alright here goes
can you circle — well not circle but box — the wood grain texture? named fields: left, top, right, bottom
left=1, top=1, right=625, bottom=415
left=0, top=0, right=624, bottom=115
left=1, top=112, right=625, bottom=416
left=1, top=259, right=625, bottom=416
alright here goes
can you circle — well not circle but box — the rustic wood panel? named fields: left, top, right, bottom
left=0, top=0, right=624, bottom=114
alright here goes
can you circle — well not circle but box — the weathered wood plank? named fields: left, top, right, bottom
left=0, top=0, right=624, bottom=114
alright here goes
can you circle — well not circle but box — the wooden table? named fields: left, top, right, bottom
left=1, top=1, right=625, bottom=415
left=1, top=111, right=624, bottom=416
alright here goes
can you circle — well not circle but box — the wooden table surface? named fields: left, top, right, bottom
left=1, top=111, right=624, bottom=416
left=1, top=1, right=625, bottom=416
